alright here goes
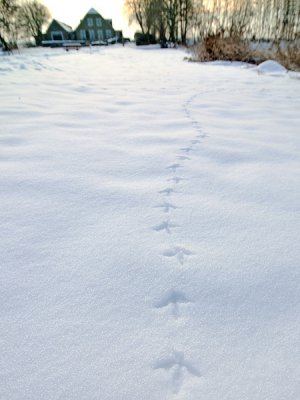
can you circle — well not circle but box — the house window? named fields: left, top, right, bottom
left=96, top=18, right=102, bottom=26
left=106, top=29, right=112, bottom=39
left=97, top=30, right=103, bottom=40
left=89, top=30, right=95, bottom=40
left=51, top=31, right=63, bottom=41
left=80, top=30, right=86, bottom=40
left=88, top=18, right=93, bottom=26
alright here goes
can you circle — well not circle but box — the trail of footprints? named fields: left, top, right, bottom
left=151, top=94, right=206, bottom=394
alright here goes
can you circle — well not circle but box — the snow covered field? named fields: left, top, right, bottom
left=1, top=44, right=300, bottom=399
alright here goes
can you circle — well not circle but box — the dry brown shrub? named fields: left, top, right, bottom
left=274, top=41, right=300, bottom=72
left=191, top=31, right=300, bottom=71
left=192, top=33, right=257, bottom=64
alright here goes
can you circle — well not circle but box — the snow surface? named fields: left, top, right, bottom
left=1, top=44, right=300, bottom=399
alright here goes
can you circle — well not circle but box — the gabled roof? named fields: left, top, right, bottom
left=74, top=8, right=114, bottom=30
left=87, top=8, right=99, bottom=14
left=55, top=19, right=72, bottom=32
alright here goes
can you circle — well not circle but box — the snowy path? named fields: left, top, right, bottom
left=1, top=44, right=300, bottom=399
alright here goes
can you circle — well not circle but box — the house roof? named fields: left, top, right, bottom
left=87, top=8, right=99, bottom=14
left=55, top=19, right=72, bottom=32
left=74, top=9, right=114, bottom=30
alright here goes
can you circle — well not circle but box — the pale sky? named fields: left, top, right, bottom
left=42, top=0, right=137, bottom=38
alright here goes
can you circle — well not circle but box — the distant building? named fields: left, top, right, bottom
left=43, top=8, right=122, bottom=46
left=44, top=19, right=73, bottom=41
left=74, top=8, right=115, bottom=42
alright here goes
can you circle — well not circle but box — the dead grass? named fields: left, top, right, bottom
left=274, top=41, right=300, bottom=72
left=192, top=33, right=258, bottom=64
left=191, top=34, right=300, bottom=71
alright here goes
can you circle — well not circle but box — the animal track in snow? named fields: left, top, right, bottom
left=181, top=147, right=193, bottom=153
left=182, top=94, right=208, bottom=141
left=168, top=177, right=183, bottom=184
left=196, top=132, right=207, bottom=139
left=152, top=220, right=180, bottom=234
left=166, top=163, right=181, bottom=172
left=158, top=188, right=174, bottom=196
left=155, top=289, right=191, bottom=319
left=154, top=201, right=178, bottom=213
left=154, top=351, right=200, bottom=394
left=190, top=139, right=200, bottom=145
left=163, top=246, right=196, bottom=265
left=177, top=155, right=191, bottom=161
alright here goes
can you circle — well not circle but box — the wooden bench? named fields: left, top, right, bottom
left=63, top=43, right=81, bottom=51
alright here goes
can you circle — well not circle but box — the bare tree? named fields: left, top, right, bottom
left=123, top=0, right=196, bottom=44
left=163, top=0, right=180, bottom=42
left=180, top=0, right=195, bottom=42
left=123, top=0, right=162, bottom=43
left=123, top=0, right=148, bottom=34
left=19, top=0, right=51, bottom=46
left=152, top=0, right=167, bottom=43
left=0, top=0, right=19, bottom=50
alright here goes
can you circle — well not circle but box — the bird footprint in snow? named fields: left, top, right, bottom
left=154, top=201, right=178, bottom=213
left=158, top=188, right=174, bottom=196
left=154, top=351, right=200, bottom=394
left=168, top=177, right=183, bottom=184
left=166, top=164, right=181, bottom=172
left=155, top=289, right=192, bottom=319
left=152, top=220, right=180, bottom=234
left=163, top=246, right=196, bottom=265
left=177, top=155, right=191, bottom=160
